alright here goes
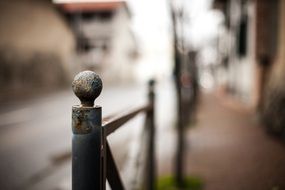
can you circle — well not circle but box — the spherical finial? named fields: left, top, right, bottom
left=72, top=71, right=103, bottom=107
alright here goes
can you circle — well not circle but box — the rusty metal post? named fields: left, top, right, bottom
left=146, top=79, right=156, bottom=190
left=71, top=71, right=105, bottom=190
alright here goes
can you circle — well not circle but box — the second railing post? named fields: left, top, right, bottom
left=146, top=79, right=156, bottom=190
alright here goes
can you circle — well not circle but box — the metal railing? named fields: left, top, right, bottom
left=71, top=71, right=156, bottom=190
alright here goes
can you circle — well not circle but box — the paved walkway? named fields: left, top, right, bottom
left=179, top=92, right=285, bottom=190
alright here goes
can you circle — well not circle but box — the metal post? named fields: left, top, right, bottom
left=71, top=71, right=105, bottom=190
left=169, top=1, right=185, bottom=186
left=146, top=79, right=156, bottom=190
left=174, top=39, right=184, bottom=189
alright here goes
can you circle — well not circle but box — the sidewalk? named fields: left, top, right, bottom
left=177, top=92, right=285, bottom=190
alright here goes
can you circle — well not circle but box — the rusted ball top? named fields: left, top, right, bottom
left=72, top=71, right=103, bottom=107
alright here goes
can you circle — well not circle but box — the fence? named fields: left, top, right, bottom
left=71, top=71, right=156, bottom=190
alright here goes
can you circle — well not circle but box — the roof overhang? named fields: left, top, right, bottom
left=56, top=0, right=131, bottom=17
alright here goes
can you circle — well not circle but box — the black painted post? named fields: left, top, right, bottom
left=71, top=71, right=105, bottom=190
left=146, top=79, right=156, bottom=190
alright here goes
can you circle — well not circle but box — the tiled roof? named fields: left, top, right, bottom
left=57, top=1, right=129, bottom=14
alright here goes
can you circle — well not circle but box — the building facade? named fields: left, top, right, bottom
left=213, top=0, right=256, bottom=104
left=262, top=0, right=285, bottom=134
left=213, top=0, right=285, bottom=135
left=0, top=0, right=75, bottom=94
left=58, top=1, right=138, bottom=83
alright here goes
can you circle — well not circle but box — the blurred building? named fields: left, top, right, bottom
left=0, top=0, right=75, bottom=95
left=213, top=0, right=285, bottom=135
left=213, top=0, right=256, bottom=103
left=57, top=1, right=138, bottom=83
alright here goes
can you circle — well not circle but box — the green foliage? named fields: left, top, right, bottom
left=157, top=176, right=203, bottom=190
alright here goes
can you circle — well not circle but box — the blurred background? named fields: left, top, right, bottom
left=0, top=0, right=285, bottom=189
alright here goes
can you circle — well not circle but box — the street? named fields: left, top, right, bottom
left=0, top=78, right=177, bottom=190
left=0, top=82, right=143, bottom=190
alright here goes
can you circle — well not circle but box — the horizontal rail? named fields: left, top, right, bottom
left=102, top=104, right=152, bottom=136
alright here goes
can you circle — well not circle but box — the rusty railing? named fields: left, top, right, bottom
left=71, top=71, right=156, bottom=190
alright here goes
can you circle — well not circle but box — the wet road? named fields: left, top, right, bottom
left=0, top=79, right=177, bottom=190
left=0, top=83, right=146, bottom=190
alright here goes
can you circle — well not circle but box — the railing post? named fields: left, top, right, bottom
left=175, top=72, right=185, bottom=188
left=71, top=71, right=105, bottom=190
left=146, top=79, right=156, bottom=190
